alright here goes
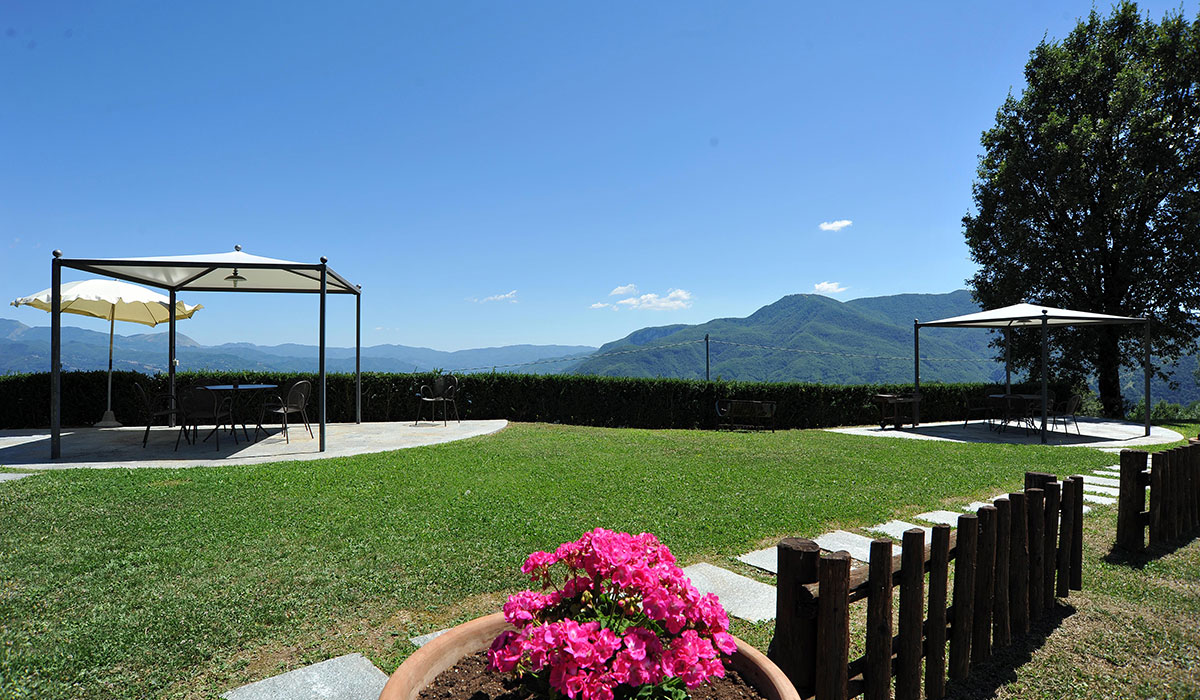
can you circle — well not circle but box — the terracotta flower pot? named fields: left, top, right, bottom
left=378, top=613, right=800, bottom=700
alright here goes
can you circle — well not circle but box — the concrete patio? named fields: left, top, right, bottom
left=827, top=415, right=1182, bottom=449
left=0, top=419, right=507, bottom=470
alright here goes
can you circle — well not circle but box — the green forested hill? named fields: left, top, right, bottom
left=571, top=290, right=1004, bottom=384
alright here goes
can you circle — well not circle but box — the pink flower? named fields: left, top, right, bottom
left=491, top=530, right=736, bottom=698
left=503, top=590, right=553, bottom=625
left=487, top=630, right=522, bottom=672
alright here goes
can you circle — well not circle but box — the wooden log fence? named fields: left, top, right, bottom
left=1115, top=444, right=1200, bottom=552
left=769, top=472, right=1083, bottom=700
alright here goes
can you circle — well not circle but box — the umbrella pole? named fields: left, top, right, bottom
left=96, top=314, right=122, bottom=427
left=107, top=316, right=113, bottom=411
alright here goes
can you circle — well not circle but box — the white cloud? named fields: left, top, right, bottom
left=818, top=219, right=853, bottom=232
left=590, top=302, right=610, bottom=309
left=813, top=281, right=847, bottom=294
left=610, top=283, right=639, bottom=296
left=620, top=288, right=693, bottom=311
left=476, top=290, right=518, bottom=303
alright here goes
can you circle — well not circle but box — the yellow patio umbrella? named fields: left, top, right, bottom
left=11, top=279, right=203, bottom=426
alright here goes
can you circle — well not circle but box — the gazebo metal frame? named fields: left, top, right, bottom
left=913, top=303, right=1150, bottom=444
left=47, top=246, right=362, bottom=458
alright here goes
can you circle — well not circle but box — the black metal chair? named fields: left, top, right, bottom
left=257, top=380, right=313, bottom=444
left=1050, top=394, right=1082, bottom=435
left=414, top=375, right=460, bottom=426
left=135, top=382, right=188, bottom=450
left=962, top=392, right=990, bottom=428
left=180, top=386, right=236, bottom=451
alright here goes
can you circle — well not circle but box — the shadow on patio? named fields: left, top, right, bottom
left=827, top=416, right=1181, bottom=449
left=0, top=420, right=507, bottom=470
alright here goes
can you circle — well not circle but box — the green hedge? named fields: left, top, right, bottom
left=0, top=370, right=1073, bottom=431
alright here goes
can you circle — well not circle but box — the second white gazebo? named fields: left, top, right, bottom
left=914, top=302, right=1149, bottom=444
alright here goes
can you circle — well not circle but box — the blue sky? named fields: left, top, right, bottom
left=2, top=1, right=1193, bottom=351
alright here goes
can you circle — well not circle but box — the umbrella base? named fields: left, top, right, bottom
left=95, top=410, right=123, bottom=428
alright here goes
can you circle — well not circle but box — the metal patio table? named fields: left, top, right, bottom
left=199, top=384, right=278, bottom=442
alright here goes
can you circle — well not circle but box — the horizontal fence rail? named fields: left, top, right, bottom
left=1116, top=445, right=1200, bottom=551
left=769, top=472, right=1083, bottom=700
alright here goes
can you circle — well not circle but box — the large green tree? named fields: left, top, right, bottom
left=964, top=2, right=1200, bottom=417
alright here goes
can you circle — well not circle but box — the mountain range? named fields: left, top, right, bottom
left=569, top=290, right=1001, bottom=384
left=0, top=318, right=594, bottom=375
left=4, top=289, right=1196, bottom=405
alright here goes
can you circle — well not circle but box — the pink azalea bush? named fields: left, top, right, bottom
left=488, top=529, right=738, bottom=700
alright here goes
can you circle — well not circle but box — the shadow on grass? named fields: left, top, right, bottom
left=1104, top=534, right=1200, bottom=569
left=943, top=602, right=1075, bottom=700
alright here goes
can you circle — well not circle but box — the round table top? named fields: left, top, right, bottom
left=199, top=384, right=277, bottom=391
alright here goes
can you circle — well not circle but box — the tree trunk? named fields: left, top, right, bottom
left=1096, top=326, right=1124, bottom=418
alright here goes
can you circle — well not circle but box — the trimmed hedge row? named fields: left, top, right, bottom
left=0, top=370, right=1072, bottom=431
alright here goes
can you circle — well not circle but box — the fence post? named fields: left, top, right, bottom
left=769, top=538, right=820, bottom=695
left=1187, top=444, right=1198, bottom=532
left=993, top=498, right=1012, bottom=647
left=949, top=512, right=977, bottom=680
left=926, top=524, right=951, bottom=700
left=1025, top=471, right=1055, bottom=492
left=816, top=551, right=850, bottom=700
left=1026, top=487, right=1045, bottom=621
left=1042, top=481, right=1060, bottom=609
left=1191, top=444, right=1200, bottom=531
left=1116, top=450, right=1147, bottom=551
left=971, top=505, right=997, bottom=665
left=1069, top=476, right=1083, bottom=591
left=897, top=529, right=924, bottom=700
left=1008, top=490, right=1029, bottom=634
left=1057, top=480, right=1075, bottom=597
left=1150, top=451, right=1167, bottom=545
left=1169, top=448, right=1182, bottom=540
left=865, top=539, right=893, bottom=700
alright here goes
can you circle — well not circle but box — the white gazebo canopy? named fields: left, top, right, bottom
left=47, top=246, right=362, bottom=459
left=917, top=302, right=1145, bottom=329
left=65, top=248, right=358, bottom=294
left=913, top=302, right=1149, bottom=443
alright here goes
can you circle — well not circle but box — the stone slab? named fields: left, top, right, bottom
left=963, top=495, right=1009, bottom=511
left=1081, top=483, right=1120, bottom=497
left=1080, top=474, right=1120, bottom=488
left=222, top=652, right=387, bottom=700
left=0, top=473, right=33, bottom=482
left=915, top=510, right=965, bottom=527
left=682, top=563, right=775, bottom=623
left=736, top=547, right=778, bottom=574
left=867, top=520, right=932, bottom=541
left=1081, top=493, right=1116, bottom=506
left=410, top=629, right=448, bottom=648
left=813, top=530, right=875, bottom=562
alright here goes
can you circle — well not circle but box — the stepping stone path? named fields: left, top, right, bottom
left=723, top=466, right=1125, bottom=624
left=0, top=473, right=33, bottom=483
left=222, top=653, right=387, bottom=700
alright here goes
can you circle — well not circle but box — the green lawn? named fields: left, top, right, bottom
left=0, top=423, right=1193, bottom=699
